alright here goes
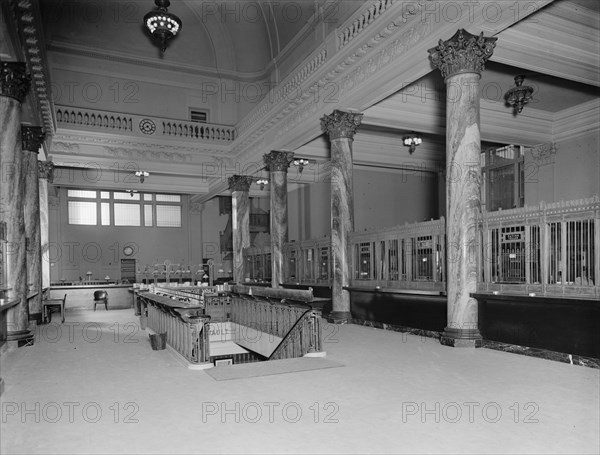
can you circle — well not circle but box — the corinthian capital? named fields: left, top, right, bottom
left=320, top=109, right=363, bottom=140
left=0, top=61, right=31, bottom=102
left=21, top=126, right=46, bottom=153
left=428, top=29, right=497, bottom=80
left=263, top=151, right=294, bottom=172
left=228, top=175, right=254, bottom=192
left=38, top=161, right=55, bottom=182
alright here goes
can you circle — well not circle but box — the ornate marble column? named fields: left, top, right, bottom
left=320, top=110, right=363, bottom=323
left=228, top=175, right=253, bottom=284
left=428, top=29, right=497, bottom=347
left=263, top=151, right=294, bottom=288
left=38, top=161, right=54, bottom=291
left=22, top=126, right=46, bottom=323
left=0, top=61, right=33, bottom=345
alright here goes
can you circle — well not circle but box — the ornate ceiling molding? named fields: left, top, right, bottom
left=7, top=0, right=55, bottom=136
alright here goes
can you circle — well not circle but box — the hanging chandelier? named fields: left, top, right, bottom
left=143, top=0, right=182, bottom=53
left=504, top=75, right=534, bottom=115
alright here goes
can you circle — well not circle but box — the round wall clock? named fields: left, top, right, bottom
left=123, top=246, right=134, bottom=257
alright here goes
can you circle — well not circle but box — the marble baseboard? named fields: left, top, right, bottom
left=482, top=340, right=600, bottom=369
left=350, top=319, right=599, bottom=369
left=350, top=318, right=442, bottom=340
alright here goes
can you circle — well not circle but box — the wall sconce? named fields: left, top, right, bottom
left=257, top=178, right=268, bottom=190
left=143, top=0, right=182, bottom=53
left=403, top=133, right=422, bottom=154
left=126, top=189, right=138, bottom=197
left=135, top=171, right=149, bottom=183
left=293, top=158, right=310, bottom=173
left=504, top=75, right=534, bottom=115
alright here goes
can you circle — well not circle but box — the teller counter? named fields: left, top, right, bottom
left=48, top=284, right=134, bottom=310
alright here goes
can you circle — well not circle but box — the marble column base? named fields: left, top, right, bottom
left=327, top=311, right=352, bottom=324
left=440, top=327, right=482, bottom=348
left=6, top=329, right=35, bottom=347
left=29, top=312, right=43, bottom=324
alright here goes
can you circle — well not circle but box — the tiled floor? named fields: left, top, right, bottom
left=1, top=308, right=598, bottom=454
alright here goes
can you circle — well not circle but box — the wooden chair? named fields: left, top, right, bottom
left=93, top=290, right=109, bottom=311
left=42, top=294, right=67, bottom=324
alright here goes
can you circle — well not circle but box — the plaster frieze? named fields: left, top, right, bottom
left=529, top=142, right=557, bottom=165
left=51, top=134, right=228, bottom=162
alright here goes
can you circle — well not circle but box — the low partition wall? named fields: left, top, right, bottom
left=49, top=284, right=133, bottom=310
left=347, top=287, right=447, bottom=336
left=139, top=293, right=210, bottom=365
left=474, top=293, right=600, bottom=359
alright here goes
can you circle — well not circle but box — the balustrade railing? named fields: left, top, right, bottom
left=56, top=106, right=235, bottom=144
left=479, top=196, right=599, bottom=297
left=228, top=285, right=322, bottom=360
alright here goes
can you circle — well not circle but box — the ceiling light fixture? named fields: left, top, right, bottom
left=143, top=0, right=182, bottom=53
left=293, top=158, right=310, bottom=173
left=403, top=133, right=422, bottom=154
left=504, top=75, right=534, bottom=115
left=256, top=178, right=268, bottom=190
left=135, top=171, right=150, bottom=183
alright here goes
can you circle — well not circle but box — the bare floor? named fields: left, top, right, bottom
left=1, top=308, right=598, bottom=455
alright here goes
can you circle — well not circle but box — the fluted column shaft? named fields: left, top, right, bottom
left=264, top=151, right=293, bottom=288
left=228, top=176, right=253, bottom=284
left=22, top=126, right=45, bottom=323
left=0, top=61, right=32, bottom=342
left=321, top=110, right=363, bottom=323
left=429, top=29, right=497, bottom=347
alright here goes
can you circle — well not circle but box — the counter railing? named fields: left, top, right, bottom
left=139, top=293, right=210, bottom=364
left=478, top=196, right=599, bottom=297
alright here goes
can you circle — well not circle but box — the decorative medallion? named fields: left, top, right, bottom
left=139, top=118, right=156, bottom=135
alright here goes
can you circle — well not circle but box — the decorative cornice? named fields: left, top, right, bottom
left=21, top=125, right=45, bottom=153
left=320, top=110, right=363, bottom=140
left=228, top=175, right=254, bottom=192
left=8, top=0, right=55, bottom=136
left=0, top=61, right=30, bottom=102
left=428, top=29, right=497, bottom=80
left=263, top=151, right=294, bottom=172
left=38, top=161, right=55, bottom=182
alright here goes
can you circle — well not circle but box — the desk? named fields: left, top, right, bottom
left=42, top=298, right=65, bottom=323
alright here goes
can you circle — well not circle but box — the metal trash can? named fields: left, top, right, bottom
left=149, top=332, right=167, bottom=350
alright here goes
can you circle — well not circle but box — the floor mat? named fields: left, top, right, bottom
left=205, top=356, right=344, bottom=381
